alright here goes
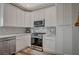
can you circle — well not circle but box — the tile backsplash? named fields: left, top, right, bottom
left=0, top=27, right=26, bottom=35
left=31, top=27, right=56, bottom=36
left=46, top=27, right=56, bottom=36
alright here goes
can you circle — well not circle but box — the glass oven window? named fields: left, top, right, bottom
left=31, top=38, right=42, bottom=47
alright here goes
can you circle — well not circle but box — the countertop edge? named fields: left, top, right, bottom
left=0, top=33, right=31, bottom=38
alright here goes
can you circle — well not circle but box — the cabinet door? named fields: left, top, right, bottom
left=45, top=6, right=56, bottom=27
left=24, top=34, right=31, bottom=47
left=31, top=12, right=35, bottom=27
left=16, top=39, right=22, bottom=52
left=43, top=37, right=55, bottom=53
left=57, top=4, right=64, bottom=26
left=63, top=4, right=72, bottom=25
left=63, top=26, right=72, bottom=54
left=24, top=12, right=31, bottom=27
left=0, top=4, right=4, bottom=26
left=3, top=40, right=10, bottom=55
left=0, top=41, right=4, bottom=54
left=0, top=40, right=10, bottom=55
left=4, top=4, right=17, bottom=26
left=31, top=9, right=45, bottom=27
left=57, top=4, right=72, bottom=26
left=9, top=39, right=16, bottom=54
left=36, top=9, right=45, bottom=21
left=16, top=8, right=25, bottom=27
left=32, top=9, right=45, bottom=21
left=16, top=35, right=25, bottom=52
left=56, top=26, right=64, bottom=54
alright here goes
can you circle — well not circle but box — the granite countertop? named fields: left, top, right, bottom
left=0, top=33, right=30, bottom=38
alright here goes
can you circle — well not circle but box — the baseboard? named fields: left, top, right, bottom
left=55, top=52, right=64, bottom=55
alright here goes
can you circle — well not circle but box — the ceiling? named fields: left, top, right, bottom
left=12, top=3, right=55, bottom=11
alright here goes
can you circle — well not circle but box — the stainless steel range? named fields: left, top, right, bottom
left=31, top=19, right=45, bottom=52
left=31, top=33, right=43, bottom=52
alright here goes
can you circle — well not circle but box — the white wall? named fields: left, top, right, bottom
left=0, top=27, right=26, bottom=35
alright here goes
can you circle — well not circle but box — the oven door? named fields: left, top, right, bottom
left=31, top=37, right=42, bottom=47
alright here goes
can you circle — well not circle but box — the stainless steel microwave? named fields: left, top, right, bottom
left=34, top=19, right=45, bottom=27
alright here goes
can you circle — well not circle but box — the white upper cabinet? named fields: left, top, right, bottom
left=16, top=7, right=25, bottom=27
left=31, top=11, right=36, bottom=27
left=57, top=3, right=72, bottom=26
left=30, top=12, right=34, bottom=27
left=56, top=4, right=64, bottom=26
left=45, top=6, right=57, bottom=27
left=0, top=3, right=73, bottom=27
left=31, top=9, right=45, bottom=27
left=0, top=3, right=31, bottom=27
left=24, top=12, right=31, bottom=27
left=36, top=9, right=45, bottom=21
left=31, top=6, right=57, bottom=27
left=31, top=4, right=72, bottom=27
left=31, top=9, right=45, bottom=21
left=4, top=4, right=17, bottom=26
left=63, top=4, right=72, bottom=25
left=0, top=4, right=4, bottom=26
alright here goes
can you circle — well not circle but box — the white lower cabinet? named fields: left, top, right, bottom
left=16, top=34, right=31, bottom=52
left=43, top=35, right=55, bottom=54
left=56, top=26, right=72, bottom=55
left=45, top=6, right=57, bottom=27
left=56, top=26, right=64, bottom=54
left=24, top=34, right=31, bottom=47
left=16, top=35, right=25, bottom=52
left=63, top=26, right=72, bottom=54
